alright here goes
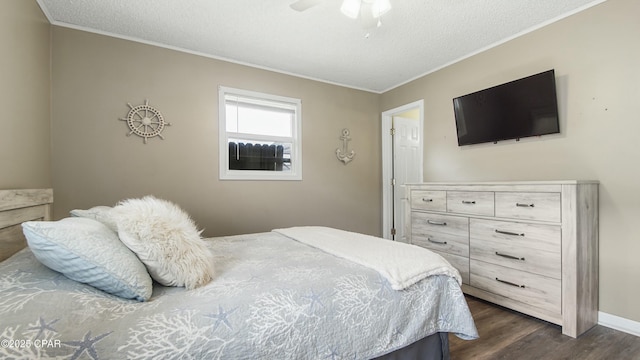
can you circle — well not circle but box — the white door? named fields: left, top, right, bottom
left=392, top=117, right=421, bottom=243
left=381, top=100, right=423, bottom=241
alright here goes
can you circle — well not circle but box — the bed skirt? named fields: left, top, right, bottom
left=373, top=332, right=449, bottom=360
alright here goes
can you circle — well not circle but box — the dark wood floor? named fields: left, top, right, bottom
left=449, top=296, right=640, bottom=360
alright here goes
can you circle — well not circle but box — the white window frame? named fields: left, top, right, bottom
left=218, top=86, right=302, bottom=180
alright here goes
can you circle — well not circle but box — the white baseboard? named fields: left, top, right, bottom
left=599, top=311, right=640, bottom=337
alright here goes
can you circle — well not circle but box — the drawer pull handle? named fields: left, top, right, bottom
left=462, top=200, right=476, bottom=204
left=427, top=237, right=448, bottom=245
left=495, top=278, right=526, bottom=288
left=427, top=220, right=447, bottom=226
left=495, top=252, right=525, bottom=261
left=422, top=198, right=433, bottom=202
left=495, top=229, right=525, bottom=237
left=516, top=203, right=535, bottom=208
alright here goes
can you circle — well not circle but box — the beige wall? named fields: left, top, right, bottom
left=381, top=0, right=640, bottom=322
left=51, top=27, right=382, bottom=238
left=0, top=0, right=51, bottom=189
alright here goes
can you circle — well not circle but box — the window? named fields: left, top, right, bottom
left=218, top=86, right=302, bottom=180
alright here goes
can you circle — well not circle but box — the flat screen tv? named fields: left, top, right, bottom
left=453, top=69, right=560, bottom=146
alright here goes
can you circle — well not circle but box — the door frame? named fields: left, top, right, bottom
left=381, top=100, right=424, bottom=240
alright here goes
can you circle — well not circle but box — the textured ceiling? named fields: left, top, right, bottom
left=36, top=0, right=605, bottom=93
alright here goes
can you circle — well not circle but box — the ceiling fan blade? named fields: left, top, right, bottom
left=290, top=0, right=324, bottom=12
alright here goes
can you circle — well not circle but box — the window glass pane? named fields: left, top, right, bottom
left=228, top=138, right=292, bottom=172
left=225, top=98, right=293, bottom=137
left=226, top=104, right=238, bottom=133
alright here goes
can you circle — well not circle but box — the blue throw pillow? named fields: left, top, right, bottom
left=22, top=217, right=153, bottom=301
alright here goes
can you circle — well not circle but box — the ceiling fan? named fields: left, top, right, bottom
left=290, top=0, right=392, bottom=28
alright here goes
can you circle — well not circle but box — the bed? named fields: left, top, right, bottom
left=0, top=189, right=478, bottom=359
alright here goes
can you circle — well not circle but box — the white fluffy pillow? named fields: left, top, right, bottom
left=111, top=196, right=214, bottom=289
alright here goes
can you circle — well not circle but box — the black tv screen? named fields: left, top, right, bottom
left=453, top=69, right=560, bottom=146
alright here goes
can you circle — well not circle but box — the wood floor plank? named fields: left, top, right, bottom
left=450, top=296, right=640, bottom=360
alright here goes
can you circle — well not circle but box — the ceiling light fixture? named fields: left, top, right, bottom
left=340, top=0, right=361, bottom=19
left=341, top=0, right=391, bottom=25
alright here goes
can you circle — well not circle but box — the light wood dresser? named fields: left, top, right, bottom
left=407, top=181, right=598, bottom=338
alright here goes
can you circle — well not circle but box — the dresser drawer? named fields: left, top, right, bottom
left=432, top=250, right=469, bottom=285
left=411, top=212, right=469, bottom=237
left=495, top=192, right=561, bottom=222
left=470, top=219, right=561, bottom=279
left=411, top=190, right=446, bottom=211
left=470, top=260, right=561, bottom=314
left=412, top=228, right=469, bottom=257
left=412, top=212, right=468, bottom=256
left=447, top=191, right=494, bottom=216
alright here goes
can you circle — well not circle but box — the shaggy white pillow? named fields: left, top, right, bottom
left=111, top=196, right=214, bottom=289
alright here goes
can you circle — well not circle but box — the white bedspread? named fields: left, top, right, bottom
left=273, top=226, right=462, bottom=290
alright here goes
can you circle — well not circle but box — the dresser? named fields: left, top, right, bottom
left=407, top=181, right=598, bottom=338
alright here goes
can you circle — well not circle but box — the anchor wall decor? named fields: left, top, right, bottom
left=336, top=128, right=355, bottom=165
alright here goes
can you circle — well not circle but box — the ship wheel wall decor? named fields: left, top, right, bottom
left=119, top=100, right=171, bottom=144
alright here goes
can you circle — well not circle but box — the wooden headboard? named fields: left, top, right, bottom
left=0, top=189, right=53, bottom=262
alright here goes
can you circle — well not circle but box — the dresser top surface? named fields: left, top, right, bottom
left=406, top=180, right=599, bottom=186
